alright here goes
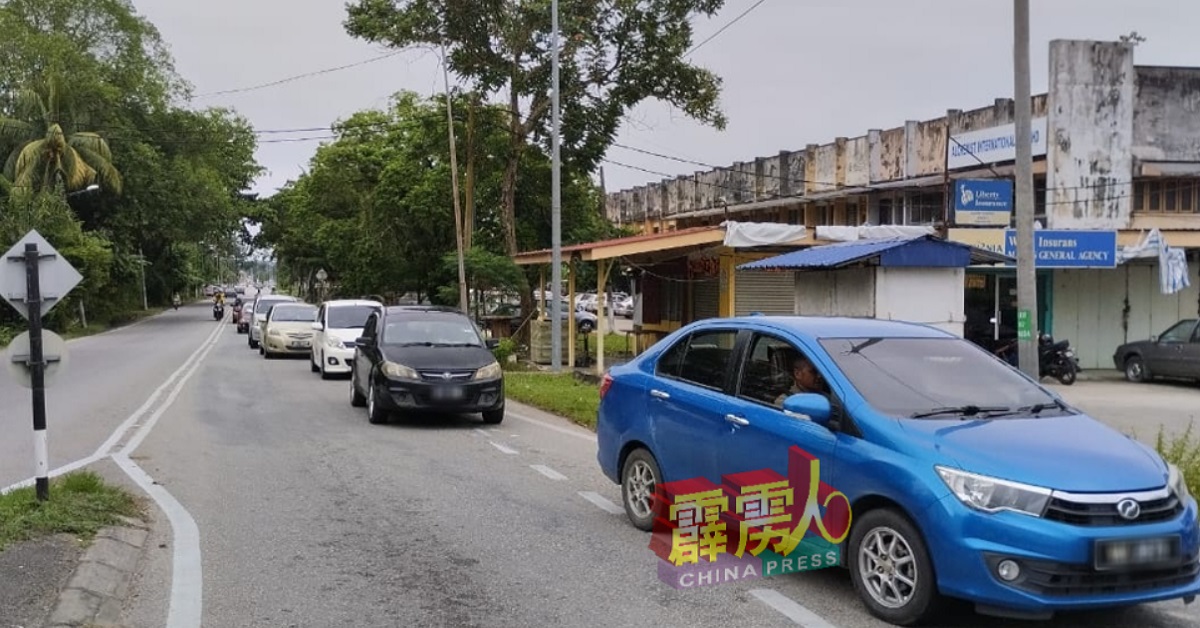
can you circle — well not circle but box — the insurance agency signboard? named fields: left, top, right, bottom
left=948, top=228, right=1119, bottom=268
left=953, top=179, right=1013, bottom=226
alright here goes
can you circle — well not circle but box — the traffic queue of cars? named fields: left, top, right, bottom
left=232, top=294, right=506, bottom=425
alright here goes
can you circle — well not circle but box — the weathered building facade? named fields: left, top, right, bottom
left=603, top=39, right=1200, bottom=370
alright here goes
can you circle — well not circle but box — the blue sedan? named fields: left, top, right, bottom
left=596, top=315, right=1199, bottom=626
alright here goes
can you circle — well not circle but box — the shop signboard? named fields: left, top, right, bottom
left=1003, top=229, right=1118, bottom=268
left=947, top=118, right=1048, bottom=170
left=953, top=179, right=1013, bottom=226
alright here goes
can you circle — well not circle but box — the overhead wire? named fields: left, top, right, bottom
left=190, top=50, right=406, bottom=98
left=686, top=0, right=770, bottom=56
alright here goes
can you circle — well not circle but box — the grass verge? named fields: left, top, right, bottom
left=0, top=471, right=142, bottom=552
left=1156, top=422, right=1200, bottom=498
left=505, top=372, right=600, bottom=429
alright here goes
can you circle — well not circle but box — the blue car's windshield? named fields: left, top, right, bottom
left=818, top=337, right=1066, bottom=418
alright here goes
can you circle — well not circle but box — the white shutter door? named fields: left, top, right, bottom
left=735, top=271, right=796, bottom=316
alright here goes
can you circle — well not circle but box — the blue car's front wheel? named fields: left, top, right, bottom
left=849, top=508, right=942, bottom=626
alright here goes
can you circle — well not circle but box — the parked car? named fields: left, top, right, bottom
left=613, top=295, right=634, bottom=319
left=597, top=315, right=1198, bottom=625
left=493, top=301, right=597, bottom=334
left=310, top=299, right=383, bottom=379
left=1113, top=318, right=1200, bottom=382
left=259, top=303, right=318, bottom=359
left=247, top=294, right=299, bottom=349
left=349, top=305, right=504, bottom=425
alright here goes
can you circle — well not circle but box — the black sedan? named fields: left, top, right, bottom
left=1113, top=318, right=1200, bottom=382
left=349, top=306, right=505, bottom=425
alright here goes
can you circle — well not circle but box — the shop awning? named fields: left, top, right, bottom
left=737, top=234, right=1013, bottom=271
left=512, top=225, right=726, bottom=266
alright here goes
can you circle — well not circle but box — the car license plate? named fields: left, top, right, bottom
left=1094, top=536, right=1180, bottom=570
left=431, top=386, right=463, bottom=401
left=289, top=341, right=310, bottom=349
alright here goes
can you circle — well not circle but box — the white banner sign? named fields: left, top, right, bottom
left=947, top=118, right=1048, bottom=170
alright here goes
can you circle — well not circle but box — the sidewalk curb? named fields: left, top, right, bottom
left=45, top=516, right=149, bottom=628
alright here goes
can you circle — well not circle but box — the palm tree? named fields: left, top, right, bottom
left=0, top=75, right=122, bottom=196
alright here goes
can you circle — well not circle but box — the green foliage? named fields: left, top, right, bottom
left=491, top=337, right=517, bottom=364
left=343, top=0, right=727, bottom=174
left=0, top=470, right=143, bottom=551
left=258, top=91, right=611, bottom=305
left=0, top=0, right=262, bottom=331
left=503, top=372, right=599, bottom=428
left=1156, top=422, right=1200, bottom=498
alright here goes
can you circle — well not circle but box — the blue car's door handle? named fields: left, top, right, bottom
left=650, top=389, right=671, bottom=400
left=724, top=414, right=750, bottom=427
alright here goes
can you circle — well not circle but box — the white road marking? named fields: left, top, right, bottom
left=508, top=410, right=598, bottom=443
left=112, top=453, right=202, bottom=628
left=578, top=491, right=624, bottom=515
left=2, top=320, right=224, bottom=494
left=489, top=441, right=519, bottom=455
left=750, top=589, right=839, bottom=628
left=530, top=464, right=568, bottom=481
left=1, top=310, right=221, bottom=628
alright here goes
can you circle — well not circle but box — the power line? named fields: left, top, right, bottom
left=190, top=51, right=405, bottom=99
left=686, top=0, right=770, bottom=56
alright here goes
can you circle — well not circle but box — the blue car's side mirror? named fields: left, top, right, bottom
left=782, top=393, right=833, bottom=426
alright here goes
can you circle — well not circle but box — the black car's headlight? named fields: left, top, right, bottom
left=474, top=362, right=502, bottom=380
left=381, top=361, right=419, bottom=379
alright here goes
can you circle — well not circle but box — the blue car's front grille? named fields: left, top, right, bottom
left=1044, top=494, right=1184, bottom=526
left=1010, top=554, right=1200, bottom=596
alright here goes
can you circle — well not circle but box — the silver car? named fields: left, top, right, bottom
left=247, top=295, right=299, bottom=349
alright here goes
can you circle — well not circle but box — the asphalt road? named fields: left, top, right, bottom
left=0, top=302, right=217, bottom=489
left=5, top=306, right=1200, bottom=627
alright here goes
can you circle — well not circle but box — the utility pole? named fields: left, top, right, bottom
left=1013, top=0, right=1039, bottom=377
left=139, top=245, right=148, bottom=310
left=549, top=0, right=564, bottom=372
left=440, top=40, right=470, bottom=314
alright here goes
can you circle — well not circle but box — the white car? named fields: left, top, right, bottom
left=310, top=299, right=383, bottom=379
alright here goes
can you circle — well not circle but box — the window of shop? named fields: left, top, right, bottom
left=1133, top=178, right=1200, bottom=213
left=906, top=191, right=944, bottom=225
left=877, top=198, right=897, bottom=225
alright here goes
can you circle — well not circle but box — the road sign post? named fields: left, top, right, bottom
left=24, top=243, right=50, bottom=500
left=2, top=230, right=82, bottom=501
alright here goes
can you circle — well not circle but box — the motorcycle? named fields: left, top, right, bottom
left=994, top=333, right=1080, bottom=385
left=212, top=303, right=225, bottom=321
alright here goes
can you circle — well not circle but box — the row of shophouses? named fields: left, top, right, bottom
left=515, top=39, right=1200, bottom=372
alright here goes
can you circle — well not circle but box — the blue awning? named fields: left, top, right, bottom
left=737, top=235, right=1013, bottom=271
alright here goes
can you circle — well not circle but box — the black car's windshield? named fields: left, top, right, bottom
left=328, top=305, right=377, bottom=329
left=270, top=305, right=317, bottom=322
left=818, top=337, right=1068, bottom=418
left=384, top=318, right=483, bottom=347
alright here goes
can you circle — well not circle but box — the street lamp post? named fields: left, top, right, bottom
left=549, top=0, right=563, bottom=372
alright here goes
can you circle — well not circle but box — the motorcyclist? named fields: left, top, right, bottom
left=214, top=291, right=225, bottom=306
left=172, top=293, right=181, bottom=310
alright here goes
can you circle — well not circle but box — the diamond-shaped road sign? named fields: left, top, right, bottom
left=0, top=229, right=82, bottom=320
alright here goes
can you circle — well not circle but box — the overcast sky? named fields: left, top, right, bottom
left=130, top=0, right=1193, bottom=198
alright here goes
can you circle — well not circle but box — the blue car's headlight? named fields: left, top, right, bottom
left=936, top=466, right=1053, bottom=517
left=1168, top=463, right=1192, bottom=502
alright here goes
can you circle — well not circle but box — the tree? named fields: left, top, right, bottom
left=0, top=74, right=123, bottom=195
left=344, top=0, right=727, bottom=259
left=258, top=90, right=614, bottom=309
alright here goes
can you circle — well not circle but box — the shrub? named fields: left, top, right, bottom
left=491, top=337, right=517, bottom=364
left=1156, top=422, right=1200, bottom=498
